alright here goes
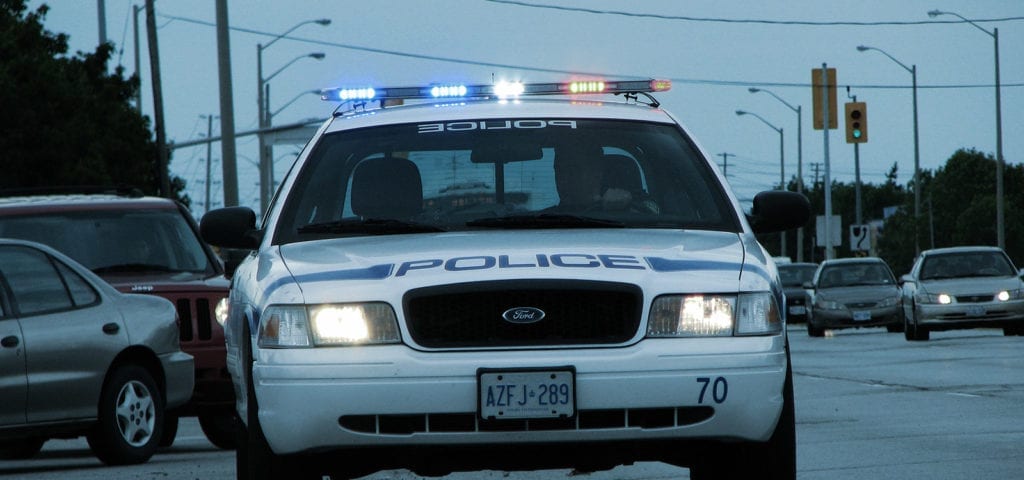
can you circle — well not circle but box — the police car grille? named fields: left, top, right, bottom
left=404, top=280, right=642, bottom=348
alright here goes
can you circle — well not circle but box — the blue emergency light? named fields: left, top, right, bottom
left=320, top=79, right=672, bottom=104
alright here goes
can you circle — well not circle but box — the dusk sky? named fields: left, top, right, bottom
left=28, top=1, right=1024, bottom=216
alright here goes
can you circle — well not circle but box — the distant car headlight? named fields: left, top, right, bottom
left=877, top=296, right=901, bottom=308
left=258, top=303, right=400, bottom=348
left=917, top=293, right=952, bottom=305
left=647, top=292, right=780, bottom=337
left=215, top=297, right=229, bottom=327
left=814, top=297, right=842, bottom=310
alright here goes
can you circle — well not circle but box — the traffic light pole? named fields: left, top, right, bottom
left=821, top=64, right=834, bottom=261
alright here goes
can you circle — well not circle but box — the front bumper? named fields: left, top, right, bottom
left=252, top=335, right=787, bottom=455
left=160, top=350, right=196, bottom=410
left=916, top=299, right=1024, bottom=329
left=810, top=305, right=901, bottom=329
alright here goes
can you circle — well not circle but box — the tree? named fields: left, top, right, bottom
left=0, top=0, right=188, bottom=205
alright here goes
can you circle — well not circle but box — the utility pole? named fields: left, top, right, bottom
left=204, top=114, right=217, bottom=214
left=810, top=162, right=822, bottom=186
left=718, top=152, right=733, bottom=177
left=96, top=0, right=107, bottom=46
left=215, top=0, right=239, bottom=207
left=132, top=5, right=143, bottom=111
left=144, top=0, right=171, bottom=198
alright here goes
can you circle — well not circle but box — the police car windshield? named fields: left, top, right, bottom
left=275, top=118, right=739, bottom=244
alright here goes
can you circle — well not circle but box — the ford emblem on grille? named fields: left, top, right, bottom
left=502, top=307, right=546, bottom=324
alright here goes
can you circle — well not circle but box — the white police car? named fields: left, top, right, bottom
left=201, top=78, right=809, bottom=480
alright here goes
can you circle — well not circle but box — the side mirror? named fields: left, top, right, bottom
left=747, top=191, right=810, bottom=234
left=899, top=274, right=913, bottom=285
left=200, top=207, right=262, bottom=251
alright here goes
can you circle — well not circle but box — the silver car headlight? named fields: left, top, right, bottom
left=877, top=296, right=901, bottom=308
left=997, top=289, right=1023, bottom=301
left=258, top=303, right=400, bottom=348
left=916, top=293, right=952, bottom=305
left=814, top=296, right=843, bottom=310
left=647, top=293, right=780, bottom=337
left=215, top=297, right=230, bottom=327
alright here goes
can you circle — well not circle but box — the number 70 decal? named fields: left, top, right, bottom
left=696, top=377, right=728, bottom=404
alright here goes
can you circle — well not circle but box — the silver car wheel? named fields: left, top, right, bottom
left=115, top=380, right=156, bottom=447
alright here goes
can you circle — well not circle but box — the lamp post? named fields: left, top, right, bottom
left=857, top=45, right=921, bottom=255
left=257, top=18, right=330, bottom=214
left=737, top=109, right=787, bottom=258
left=263, top=88, right=321, bottom=193
left=749, top=87, right=804, bottom=262
left=928, top=9, right=1004, bottom=249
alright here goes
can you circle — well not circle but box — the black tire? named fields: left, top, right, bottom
left=0, top=438, right=46, bottom=460
left=236, top=321, right=318, bottom=480
left=807, top=323, right=825, bottom=337
left=904, top=307, right=929, bottom=341
left=690, top=348, right=797, bottom=479
left=200, top=411, right=240, bottom=450
left=159, top=413, right=179, bottom=447
left=1003, top=326, right=1023, bottom=336
left=86, top=364, right=163, bottom=465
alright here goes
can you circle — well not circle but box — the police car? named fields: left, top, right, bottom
left=200, top=78, right=809, bottom=480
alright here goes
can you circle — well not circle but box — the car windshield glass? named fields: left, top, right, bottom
left=0, top=209, right=215, bottom=275
left=779, top=265, right=817, bottom=286
left=273, top=118, right=738, bottom=244
left=819, top=263, right=894, bottom=288
left=920, top=251, right=1017, bottom=280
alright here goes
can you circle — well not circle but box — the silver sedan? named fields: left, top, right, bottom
left=0, top=239, right=194, bottom=464
left=900, top=246, right=1024, bottom=341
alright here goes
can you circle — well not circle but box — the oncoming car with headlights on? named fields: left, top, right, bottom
left=200, top=78, right=809, bottom=480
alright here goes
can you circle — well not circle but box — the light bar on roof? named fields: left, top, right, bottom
left=320, top=78, right=671, bottom=103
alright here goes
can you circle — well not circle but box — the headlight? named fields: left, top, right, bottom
left=215, top=297, right=230, bottom=327
left=258, top=303, right=400, bottom=348
left=814, top=296, right=842, bottom=310
left=916, top=293, right=952, bottom=305
left=877, top=296, right=901, bottom=308
left=997, top=289, right=1023, bottom=301
left=647, top=293, right=780, bottom=337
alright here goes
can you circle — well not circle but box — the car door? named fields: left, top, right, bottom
left=0, top=244, right=129, bottom=423
left=0, top=261, right=28, bottom=426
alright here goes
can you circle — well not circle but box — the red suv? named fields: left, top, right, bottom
left=0, top=189, right=236, bottom=449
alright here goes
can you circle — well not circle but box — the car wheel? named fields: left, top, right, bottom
left=807, top=323, right=825, bottom=337
left=200, top=411, right=240, bottom=450
left=904, top=307, right=929, bottom=341
left=236, top=321, right=319, bottom=480
left=1003, top=327, right=1023, bottom=336
left=689, top=347, right=796, bottom=480
left=159, top=412, right=179, bottom=447
left=0, top=438, right=46, bottom=460
left=86, top=364, right=163, bottom=465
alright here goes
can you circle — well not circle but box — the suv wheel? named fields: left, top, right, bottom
left=0, top=438, right=46, bottom=459
left=200, top=411, right=240, bottom=450
left=87, top=364, right=163, bottom=465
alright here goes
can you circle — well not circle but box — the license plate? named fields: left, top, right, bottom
left=853, top=311, right=872, bottom=321
left=789, top=306, right=806, bottom=315
left=478, top=368, right=575, bottom=420
left=966, top=305, right=986, bottom=317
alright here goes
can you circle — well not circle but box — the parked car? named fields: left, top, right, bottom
left=0, top=189, right=235, bottom=448
left=778, top=262, right=817, bottom=323
left=899, top=246, right=1024, bottom=341
left=806, top=257, right=902, bottom=337
left=0, top=239, right=193, bottom=463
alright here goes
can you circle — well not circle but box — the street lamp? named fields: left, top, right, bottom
left=749, top=87, right=805, bottom=262
left=928, top=9, right=1004, bottom=249
left=737, top=109, right=787, bottom=258
left=271, top=89, right=323, bottom=119
left=857, top=45, right=921, bottom=254
left=257, top=18, right=331, bottom=214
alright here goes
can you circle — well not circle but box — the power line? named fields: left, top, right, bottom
left=485, top=0, right=1024, bottom=26
left=154, top=13, right=1024, bottom=91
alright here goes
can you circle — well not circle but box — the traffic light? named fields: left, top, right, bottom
left=845, top=102, right=868, bottom=143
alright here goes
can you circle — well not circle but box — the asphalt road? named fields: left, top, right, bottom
left=4, top=325, right=1023, bottom=479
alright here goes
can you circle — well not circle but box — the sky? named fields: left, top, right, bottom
left=26, top=0, right=1024, bottom=218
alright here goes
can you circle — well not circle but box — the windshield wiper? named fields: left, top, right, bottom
left=467, top=214, right=626, bottom=229
left=297, top=218, right=447, bottom=235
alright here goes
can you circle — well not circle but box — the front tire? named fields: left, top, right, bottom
left=689, top=348, right=796, bottom=479
left=200, top=411, right=240, bottom=450
left=807, top=323, right=825, bottom=337
left=904, top=306, right=929, bottom=341
left=87, top=364, right=163, bottom=465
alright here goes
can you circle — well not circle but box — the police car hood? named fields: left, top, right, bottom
left=275, top=230, right=772, bottom=304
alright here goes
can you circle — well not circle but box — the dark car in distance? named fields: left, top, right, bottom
left=0, top=189, right=236, bottom=449
left=778, top=262, right=817, bottom=323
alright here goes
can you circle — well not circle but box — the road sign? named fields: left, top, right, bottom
left=816, top=215, right=842, bottom=248
left=850, top=224, right=870, bottom=251
left=812, top=68, right=837, bottom=130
